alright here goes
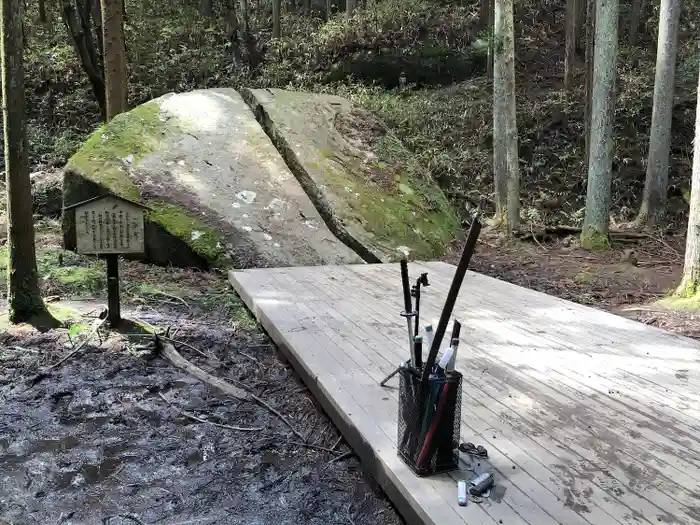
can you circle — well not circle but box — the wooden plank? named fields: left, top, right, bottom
left=230, top=263, right=700, bottom=525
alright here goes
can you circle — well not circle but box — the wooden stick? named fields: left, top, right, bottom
left=47, top=317, right=107, bottom=370
left=158, top=393, right=262, bottom=432
left=289, top=441, right=343, bottom=455
left=160, top=341, right=305, bottom=441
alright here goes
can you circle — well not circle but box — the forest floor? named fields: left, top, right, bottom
left=0, top=223, right=403, bottom=525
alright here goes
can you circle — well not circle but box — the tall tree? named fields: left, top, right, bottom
left=581, top=0, right=618, bottom=249
left=583, top=0, right=595, bottom=170
left=635, top=0, right=683, bottom=227
left=61, top=0, right=106, bottom=119
left=346, top=0, right=355, bottom=16
left=2, top=0, right=56, bottom=325
left=39, top=0, right=47, bottom=23
left=675, top=56, right=700, bottom=299
left=272, top=0, right=280, bottom=38
left=564, top=0, right=577, bottom=92
left=486, top=0, right=494, bottom=79
left=201, top=0, right=213, bottom=16
left=101, top=0, right=127, bottom=120
left=493, top=0, right=520, bottom=232
left=628, top=0, right=646, bottom=46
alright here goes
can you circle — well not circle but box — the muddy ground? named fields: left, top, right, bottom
left=0, top=251, right=404, bottom=525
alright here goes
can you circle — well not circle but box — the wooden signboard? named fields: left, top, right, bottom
left=74, top=195, right=145, bottom=255
left=66, top=194, right=148, bottom=327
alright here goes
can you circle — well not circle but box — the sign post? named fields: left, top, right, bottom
left=65, top=194, right=147, bottom=327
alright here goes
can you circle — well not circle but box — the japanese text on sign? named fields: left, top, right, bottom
left=75, top=197, right=145, bottom=255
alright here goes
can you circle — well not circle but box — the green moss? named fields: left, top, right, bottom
left=320, top=134, right=459, bottom=259
left=657, top=279, right=700, bottom=310
left=580, top=227, right=611, bottom=250
left=148, top=203, right=226, bottom=264
left=47, top=266, right=105, bottom=294
left=66, top=101, right=176, bottom=201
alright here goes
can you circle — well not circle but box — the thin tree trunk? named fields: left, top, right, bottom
left=61, top=0, right=106, bottom=119
left=636, top=0, right=683, bottom=227
left=575, top=0, right=586, bottom=52
left=303, top=0, right=310, bottom=13
left=326, top=0, right=331, bottom=20
left=584, top=0, right=595, bottom=171
left=628, top=0, right=643, bottom=46
left=39, top=0, right=47, bottom=22
left=1, top=0, right=55, bottom=325
left=239, top=0, right=249, bottom=40
left=92, top=0, right=103, bottom=64
left=492, top=0, right=507, bottom=225
left=581, top=0, right=618, bottom=249
left=486, top=0, right=494, bottom=79
left=479, top=0, right=489, bottom=28
left=564, top=0, right=577, bottom=92
left=676, top=56, right=700, bottom=297
left=201, top=0, right=213, bottom=16
left=502, top=0, right=519, bottom=233
left=346, top=0, right=354, bottom=16
left=101, top=0, right=127, bottom=120
left=272, top=0, right=280, bottom=38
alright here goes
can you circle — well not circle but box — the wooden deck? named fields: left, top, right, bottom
left=229, top=262, right=700, bottom=525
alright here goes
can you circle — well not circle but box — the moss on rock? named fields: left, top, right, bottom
left=63, top=97, right=227, bottom=268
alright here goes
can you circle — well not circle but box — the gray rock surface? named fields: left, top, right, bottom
left=243, top=88, right=460, bottom=262
left=63, top=88, right=362, bottom=269
left=31, top=169, right=63, bottom=217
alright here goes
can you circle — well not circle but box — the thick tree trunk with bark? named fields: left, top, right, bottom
left=501, top=0, right=519, bottom=232
left=101, top=0, right=127, bottom=120
left=676, top=59, right=700, bottom=298
left=636, top=0, right=683, bottom=227
left=1, top=0, right=55, bottom=325
left=272, top=0, right=280, bottom=38
left=492, top=0, right=507, bottom=224
left=493, top=0, right=519, bottom=232
left=61, top=0, right=106, bottom=119
left=583, top=0, right=595, bottom=171
left=581, top=0, right=618, bottom=249
left=564, top=0, right=577, bottom=92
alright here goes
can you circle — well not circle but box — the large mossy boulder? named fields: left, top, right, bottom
left=62, top=88, right=362, bottom=269
left=242, top=88, right=460, bottom=262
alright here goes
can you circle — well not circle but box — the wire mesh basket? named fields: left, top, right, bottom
left=397, top=366, right=462, bottom=476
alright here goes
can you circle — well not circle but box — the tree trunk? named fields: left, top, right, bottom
left=326, top=0, right=331, bottom=20
left=479, top=0, right=489, bottom=28
left=492, top=0, right=507, bottom=225
left=581, top=0, right=618, bottom=249
left=101, top=0, right=127, bottom=120
left=635, top=0, right=683, bottom=227
left=564, top=0, right=577, bottom=92
left=575, top=0, right=586, bottom=52
left=92, top=0, right=103, bottom=64
left=39, top=0, right=47, bottom=22
left=272, top=0, right=280, bottom=38
left=1, top=0, right=55, bottom=325
left=583, top=0, right=595, bottom=171
left=346, top=0, right=354, bottom=16
left=61, top=0, right=106, bottom=119
left=502, top=0, right=519, bottom=233
left=676, top=57, right=700, bottom=298
left=628, top=0, right=643, bottom=46
left=201, top=0, right=213, bottom=16
left=303, top=0, right=310, bottom=13
left=486, top=0, right=494, bottom=79
left=239, top=0, right=249, bottom=40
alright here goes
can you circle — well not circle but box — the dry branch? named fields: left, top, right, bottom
left=158, top=392, right=262, bottom=432
left=159, top=341, right=305, bottom=441
left=47, top=317, right=107, bottom=370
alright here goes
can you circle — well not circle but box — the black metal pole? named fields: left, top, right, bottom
left=399, top=259, right=415, bottom=362
left=420, top=216, right=482, bottom=386
left=106, top=255, right=121, bottom=327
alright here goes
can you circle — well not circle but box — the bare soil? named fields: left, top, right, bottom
left=0, top=285, right=403, bottom=525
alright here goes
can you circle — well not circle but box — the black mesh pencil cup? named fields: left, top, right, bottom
left=397, top=366, right=462, bottom=476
